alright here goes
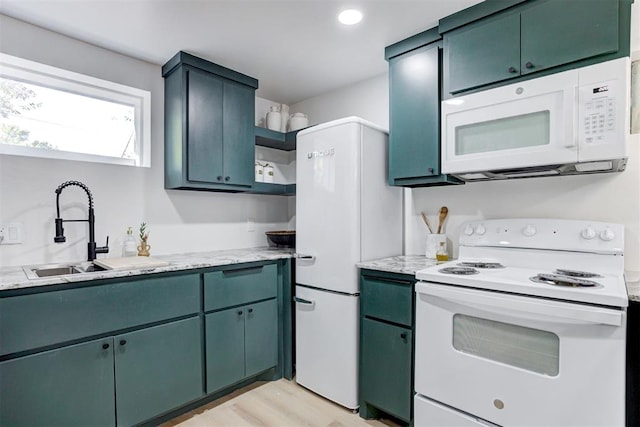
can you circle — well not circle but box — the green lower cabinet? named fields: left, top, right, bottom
left=206, top=299, right=277, bottom=393
left=0, top=337, right=116, bottom=427
left=115, top=317, right=203, bottom=426
left=360, top=318, right=413, bottom=423
left=245, top=298, right=278, bottom=377
left=205, top=306, right=246, bottom=393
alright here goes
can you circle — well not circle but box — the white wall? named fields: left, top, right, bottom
left=291, top=1, right=640, bottom=278
left=0, top=14, right=290, bottom=268
left=291, top=74, right=390, bottom=130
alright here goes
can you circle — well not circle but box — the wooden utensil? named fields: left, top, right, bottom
left=437, top=206, right=449, bottom=234
left=420, top=211, right=433, bottom=233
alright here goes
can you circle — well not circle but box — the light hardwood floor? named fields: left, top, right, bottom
left=162, top=379, right=400, bottom=427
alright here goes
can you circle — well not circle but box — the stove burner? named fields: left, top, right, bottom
left=439, top=267, right=479, bottom=275
left=458, top=262, right=505, bottom=269
left=530, top=273, right=600, bottom=287
left=554, top=268, right=602, bottom=278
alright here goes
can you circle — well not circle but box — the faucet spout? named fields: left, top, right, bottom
left=54, top=180, right=109, bottom=262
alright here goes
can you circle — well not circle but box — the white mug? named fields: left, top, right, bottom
left=426, top=234, right=447, bottom=259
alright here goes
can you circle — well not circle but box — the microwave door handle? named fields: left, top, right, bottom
left=566, top=85, right=579, bottom=149
left=417, top=282, right=623, bottom=326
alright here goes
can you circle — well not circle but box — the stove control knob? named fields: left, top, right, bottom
left=599, top=228, right=615, bottom=241
left=522, top=225, right=537, bottom=237
left=475, top=224, right=486, bottom=235
left=581, top=227, right=596, bottom=240
left=463, top=225, right=475, bottom=236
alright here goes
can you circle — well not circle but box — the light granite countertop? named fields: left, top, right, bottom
left=0, top=247, right=294, bottom=293
left=357, top=255, right=438, bottom=276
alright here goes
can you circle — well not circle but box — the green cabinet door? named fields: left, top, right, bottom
left=187, top=67, right=225, bottom=184
left=115, top=317, right=203, bottom=427
left=205, top=308, right=245, bottom=393
left=388, top=44, right=440, bottom=182
left=444, top=11, right=520, bottom=94
left=245, top=299, right=278, bottom=377
left=0, top=338, right=116, bottom=427
left=520, top=0, right=619, bottom=75
left=360, top=318, right=412, bottom=422
left=387, top=35, right=463, bottom=188
left=222, top=80, right=255, bottom=186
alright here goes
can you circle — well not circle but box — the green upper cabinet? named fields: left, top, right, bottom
left=520, top=0, right=619, bottom=75
left=442, top=0, right=631, bottom=96
left=385, top=28, right=463, bottom=188
left=444, top=12, right=521, bottom=94
left=163, top=51, right=258, bottom=191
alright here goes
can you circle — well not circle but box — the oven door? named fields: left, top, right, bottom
left=415, top=282, right=626, bottom=427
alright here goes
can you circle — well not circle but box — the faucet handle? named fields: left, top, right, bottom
left=96, top=235, right=109, bottom=254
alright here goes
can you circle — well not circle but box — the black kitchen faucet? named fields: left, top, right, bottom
left=54, top=180, right=109, bottom=261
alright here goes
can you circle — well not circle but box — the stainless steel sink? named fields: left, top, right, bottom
left=22, top=262, right=107, bottom=280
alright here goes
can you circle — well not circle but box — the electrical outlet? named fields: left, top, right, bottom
left=0, top=222, right=23, bottom=245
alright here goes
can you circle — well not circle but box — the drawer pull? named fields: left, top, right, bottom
left=119, top=339, right=127, bottom=346
left=525, top=61, right=534, bottom=69
left=222, top=266, right=264, bottom=275
left=295, top=253, right=315, bottom=261
left=364, top=276, right=413, bottom=286
left=237, top=310, right=243, bottom=315
left=102, top=343, right=110, bottom=350
left=508, top=66, right=517, bottom=73
left=400, top=332, right=407, bottom=339
left=248, top=308, right=254, bottom=313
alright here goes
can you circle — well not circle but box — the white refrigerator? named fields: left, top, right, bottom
left=294, top=116, right=403, bottom=410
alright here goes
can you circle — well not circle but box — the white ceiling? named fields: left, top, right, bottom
left=0, top=0, right=483, bottom=104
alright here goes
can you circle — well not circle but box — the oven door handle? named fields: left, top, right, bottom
left=417, top=282, right=623, bottom=327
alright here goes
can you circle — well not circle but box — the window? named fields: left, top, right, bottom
left=0, top=53, right=151, bottom=167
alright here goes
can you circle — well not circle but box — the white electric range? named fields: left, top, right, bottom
left=414, top=218, right=628, bottom=427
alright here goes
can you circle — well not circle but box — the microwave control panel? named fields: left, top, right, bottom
left=579, top=79, right=618, bottom=145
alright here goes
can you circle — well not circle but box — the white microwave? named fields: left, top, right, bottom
left=441, top=57, right=630, bottom=181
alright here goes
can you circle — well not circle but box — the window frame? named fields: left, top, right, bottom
left=0, top=53, right=151, bottom=167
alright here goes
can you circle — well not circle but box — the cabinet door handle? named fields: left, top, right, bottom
left=294, top=296, right=314, bottom=305
left=237, top=310, right=243, bottom=315
left=217, top=176, right=223, bottom=181
left=525, top=61, right=534, bottom=69
left=508, top=66, right=517, bottom=73
left=102, top=343, right=110, bottom=350
left=248, top=308, right=254, bottom=313
left=119, top=339, right=127, bottom=346
left=400, top=332, right=407, bottom=339
left=225, top=176, right=230, bottom=182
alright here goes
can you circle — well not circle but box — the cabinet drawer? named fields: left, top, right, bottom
left=204, top=263, right=277, bottom=311
left=361, top=275, right=413, bottom=326
left=0, top=273, right=200, bottom=356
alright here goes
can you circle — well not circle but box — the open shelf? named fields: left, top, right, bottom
left=249, top=182, right=296, bottom=196
left=254, top=127, right=304, bottom=151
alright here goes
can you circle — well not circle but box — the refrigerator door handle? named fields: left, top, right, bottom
left=293, top=296, right=315, bottom=306
left=294, top=253, right=316, bottom=261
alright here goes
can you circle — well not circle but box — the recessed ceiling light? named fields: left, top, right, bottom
left=338, top=9, right=363, bottom=25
